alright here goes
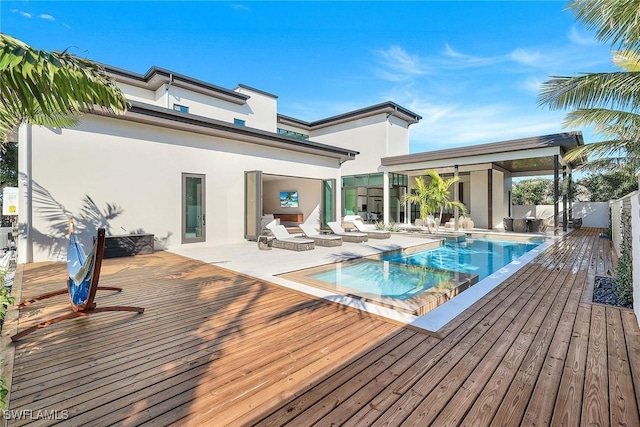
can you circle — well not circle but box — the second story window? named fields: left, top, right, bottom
left=173, top=104, right=189, bottom=113
left=234, top=118, right=246, bottom=126
left=277, top=128, right=309, bottom=140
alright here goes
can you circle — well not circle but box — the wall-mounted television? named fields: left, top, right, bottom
left=280, top=191, right=299, bottom=208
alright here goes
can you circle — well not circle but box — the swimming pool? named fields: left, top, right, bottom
left=280, top=237, right=544, bottom=316
left=380, top=238, right=541, bottom=281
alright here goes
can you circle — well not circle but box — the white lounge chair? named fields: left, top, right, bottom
left=327, top=221, right=368, bottom=243
left=266, top=223, right=315, bottom=251
left=351, top=219, right=390, bottom=239
left=299, top=224, right=342, bottom=247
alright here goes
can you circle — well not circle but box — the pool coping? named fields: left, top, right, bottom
left=278, top=255, right=479, bottom=317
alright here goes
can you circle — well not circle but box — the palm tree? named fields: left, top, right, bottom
left=404, top=175, right=438, bottom=233
left=538, top=0, right=640, bottom=174
left=404, top=170, right=467, bottom=232
left=0, top=33, right=128, bottom=143
left=422, top=170, right=467, bottom=225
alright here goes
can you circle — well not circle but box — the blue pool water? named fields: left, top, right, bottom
left=381, top=238, right=541, bottom=282
left=310, top=260, right=457, bottom=300
left=308, top=238, right=541, bottom=300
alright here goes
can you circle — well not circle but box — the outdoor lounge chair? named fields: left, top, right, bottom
left=12, top=220, right=144, bottom=342
left=351, top=219, right=390, bottom=239
left=266, top=223, right=315, bottom=251
left=299, top=223, right=342, bottom=247
left=327, top=221, right=368, bottom=243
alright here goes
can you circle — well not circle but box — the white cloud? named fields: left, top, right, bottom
left=374, top=45, right=428, bottom=80
left=441, top=43, right=502, bottom=68
left=521, top=77, right=542, bottom=94
left=409, top=103, right=567, bottom=152
left=230, top=4, right=251, bottom=12
left=510, top=48, right=541, bottom=66
left=39, top=14, right=55, bottom=21
left=19, top=11, right=32, bottom=18
left=568, top=25, right=599, bottom=46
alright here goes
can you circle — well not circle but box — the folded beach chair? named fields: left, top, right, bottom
left=299, top=223, right=342, bottom=247
left=327, top=221, right=368, bottom=243
left=11, top=220, right=144, bottom=341
left=266, top=223, right=315, bottom=251
left=351, top=219, right=391, bottom=239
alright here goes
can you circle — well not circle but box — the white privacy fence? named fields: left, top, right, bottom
left=511, top=202, right=610, bottom=228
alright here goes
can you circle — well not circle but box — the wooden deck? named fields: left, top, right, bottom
left=2, top=228, right=638, bottom=426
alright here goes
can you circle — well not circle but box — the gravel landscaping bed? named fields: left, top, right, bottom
left=593, top=275, right=633, bottom=308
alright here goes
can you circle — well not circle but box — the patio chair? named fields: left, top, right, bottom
left=266, top=223, right=315, bottom=251
left=12, top=220, right=144, bottom=342
left=529, top=218, right=546, bottom=232
left=327, top=221, right=368, bottom=243
left=351, top=219, right=390, bottom=239
left=512, top=218, right=529, bottom=233
left=299, top=223, right=342, bottom=247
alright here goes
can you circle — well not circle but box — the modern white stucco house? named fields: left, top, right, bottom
left=16, top=65, right=421, bottom=263
left=16, top=63, right=585, bottom=264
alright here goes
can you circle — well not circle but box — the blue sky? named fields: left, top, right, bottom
left=1, top=1, right=616, bottom=152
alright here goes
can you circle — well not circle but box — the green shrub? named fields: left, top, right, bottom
left=387, top=221, right=401, bottom=232
left=615, top=208, right=633, bottom=304
left=375, top=221, right=386, bottom=230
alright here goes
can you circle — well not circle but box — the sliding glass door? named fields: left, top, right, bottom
left=182, top=173, right=206, bottom=243
left=321, top=178, right=336, bottom=229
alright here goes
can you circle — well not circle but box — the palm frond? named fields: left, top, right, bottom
left=563, top=108, right=640, bottom=131
left=576, top=156, right=640, bottom=173
left=569, top=0, right=640, bottom=51
left=564, top=138, right=636, bottom=161
left=538, top=71, right=640, bottom=111
left=613, top=50, right=640, bottom=71
left=0, top=33, right=129, bottom=136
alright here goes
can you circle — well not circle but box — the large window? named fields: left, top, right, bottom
left=341, top=172, right=408, bottom=222
left=277, top=128, right=309, bottom=140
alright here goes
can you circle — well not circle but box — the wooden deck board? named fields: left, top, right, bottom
left=3, top=228, right=639, bottom=426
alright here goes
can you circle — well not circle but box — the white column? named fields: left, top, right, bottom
left=18, top=123, right=33, bottom=263
left=383, top=171, right=390, bottom=225
left=454, top=165, right=459, bottom=230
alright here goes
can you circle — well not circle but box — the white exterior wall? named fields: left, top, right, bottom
left=117, top=82, right=259, bottom=129
left=166, top=86, right=248, bottom=124
left=511, top=204, right=559, bottom=219
left=118, top=83, right=159, bottom=104
left=387, top=116, right=410, bottom=157
left=311, top=114, right=409, bottom=176
left=20, top=116, right=341, bottom=263
left=470, top=170, right=489, bottom=229
left=492, top=170, right=505, bottom=229
left=234, top=87, right=277, bottom=132
left=572, top=202, right=610, bottom=228
left=631, top=194, right=640, bottom=325
left=511, top=203, right=609, bottom=228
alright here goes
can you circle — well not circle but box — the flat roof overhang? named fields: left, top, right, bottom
left=278, top=101, right=422, bottom=131
left=381, top=132, right=585, bottom=176
left=91, top=102, right=360, bottom=162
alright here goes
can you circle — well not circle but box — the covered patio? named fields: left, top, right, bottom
left=1, top=228, right=637, bottom=425
left=379, top=132, right=586, bottom=232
